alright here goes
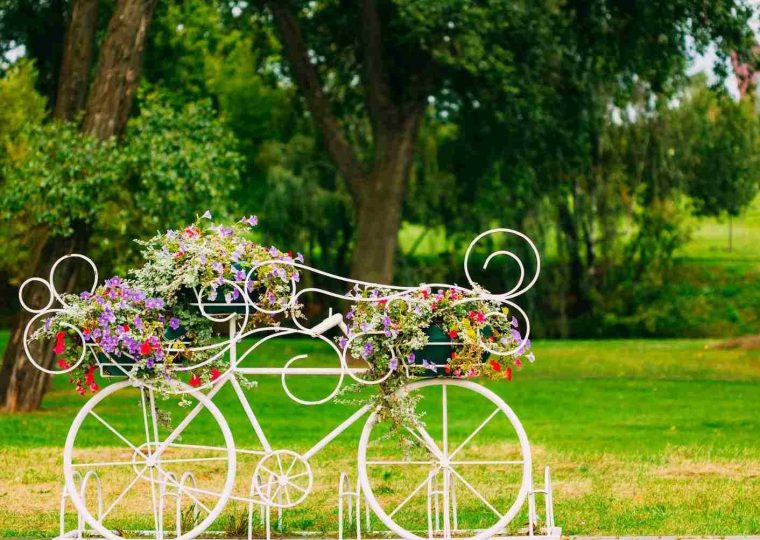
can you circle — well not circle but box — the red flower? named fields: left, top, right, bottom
left=210, top=368, right=222, bottom=381
left=53, top=331, right=66, bottom=355
left=505, top=367, right=513, bottom=381
left=450, top=351, right=457, bottom=360
left=421, top=289, right=430, bottom=299
left=89, top=382, right=100, bottom=392
left=139, top=340, right=152, bottom=356
left=121, top=324, right=130, bottom=333
left=377, top=299, right=388, bottom=306
left=85, top=366, right=96, bottom=386
left=448, top=329, right=458, bottom=339
left=57, top=358, right=70, bottom=369
left=444, top=365, right=452, bottom=375
left=489, top=359, right=502, bottom=372
left=189, top=373, right=202, bottom=387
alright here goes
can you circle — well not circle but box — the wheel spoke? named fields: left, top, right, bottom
left=72, top=460, right=138, bottom=468
left=153, top=400, right=206, bottom=459
left=448, top=407, right=501, bottom=460
left=286, top=471, right=309, bottom=481
left=450, top=468, right=503, bottom=518
left=389, top=467, right=440, bottom=518
left=89, top=411, right=146, bottom=459
left=287, top=481, right=307, bottom=494
left=405, top=425, right=442, bottom=459
left=100, top=465, right=148, bottom=520
left=259, top=464, right=278, bottom=479
left=450, top=460, right=522, bottom=466
left=155, top=456, right=232, bottom=465
left=366, top=460, right=436, bottom=466
left=284, top=456, right=297, bottom=476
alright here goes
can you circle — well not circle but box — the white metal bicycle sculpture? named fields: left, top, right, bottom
left=20, top=228, right=559, bottom=540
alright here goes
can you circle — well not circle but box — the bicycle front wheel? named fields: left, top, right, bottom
left=63, top=380, right=236, bottom=540
left=357, top=379, right=532, bottom=540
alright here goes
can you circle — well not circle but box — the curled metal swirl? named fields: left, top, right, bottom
left=18, top=228, right=541, bottom=399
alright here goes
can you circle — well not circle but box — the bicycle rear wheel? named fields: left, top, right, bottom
left=63, top=380, right=236, bottom=540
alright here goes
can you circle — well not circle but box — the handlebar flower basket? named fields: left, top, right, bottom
left=18, top=213, right=559, bottom=540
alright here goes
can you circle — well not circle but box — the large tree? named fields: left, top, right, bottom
left=0, top=0, right=158, bottom=411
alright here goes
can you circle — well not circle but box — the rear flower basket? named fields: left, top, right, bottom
left=411, top=325, right=493, bottom=377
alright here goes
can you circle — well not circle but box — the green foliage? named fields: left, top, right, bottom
left=0, top=90, right=244, bottom=278
left=0, top=59, right=46, bottom=158
left=1, top=120, right=121, bottom=236
left=686, top=88, right=760, bottom=219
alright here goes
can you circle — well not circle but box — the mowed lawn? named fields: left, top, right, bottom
left=0, top=332, right=759, bottom=537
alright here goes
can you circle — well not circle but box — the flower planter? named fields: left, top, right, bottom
left=411, top=325, right=492, bottom=377
left=98, top=326, right=187, bottom=377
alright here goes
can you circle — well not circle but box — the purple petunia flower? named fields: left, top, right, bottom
left=201, top=210, right=212, bottom=220
left=80, top=291, right=92, bottom=300
left=360, top=322, right=372, bottom=332
left=407, top=352, right=416, bottom=364
left=361, top=342, right=374, bottom=359
left=235, top=270, right=246, bottom=282
left=266, top=291, right=277, bottom=304
left=105, top=276, right=122, bottom=288
left=510, top=316, right=519, bottom=328
left=145, top=298, right=165, bottom=310
left=346, top=309, right=354, bottom=320
left=269, top=246, right=279, bottom=257
left=241, top=215, right=258, bottom=227
left=389, top=357, right=399, bottom=371
left=134, top=316, right=144, bottom=331
left=382, top=316, right=392, bottom=327
left=101, top=334, right=119, bottom=353
left=422, top=358, right=437, bottom=372
left=338, top=337, right=348, bottom=350
left=212, top=262, right=223, bottom=273
left=98, top=309, right=116, bottom=327
left=293, top=271, right=300, bottom=283
left=169, top=317, right=181, bottom=330
left=295, top=252, right=304, bottom=263
left=44, top=317, right=51, bottom=331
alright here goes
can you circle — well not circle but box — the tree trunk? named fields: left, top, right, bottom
left=1, top=0, right=157, bottom=412
left=82, top=0, right=158, bottom=140
left=53, top=0, right=99, bottom=121
left=350, top=114, right=423, bottom=283
left=0, top=227, right=90, bottom=411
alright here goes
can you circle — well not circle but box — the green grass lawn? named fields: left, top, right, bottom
left=0, top=332, right=759, bottom=537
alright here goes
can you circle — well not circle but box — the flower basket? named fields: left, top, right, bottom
left=411, top=325, right=492, bottom=377
left=98, top=325, right=187, bottom=377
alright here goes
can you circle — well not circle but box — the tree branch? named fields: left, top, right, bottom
left=268, top=2, right=366, bottom=190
